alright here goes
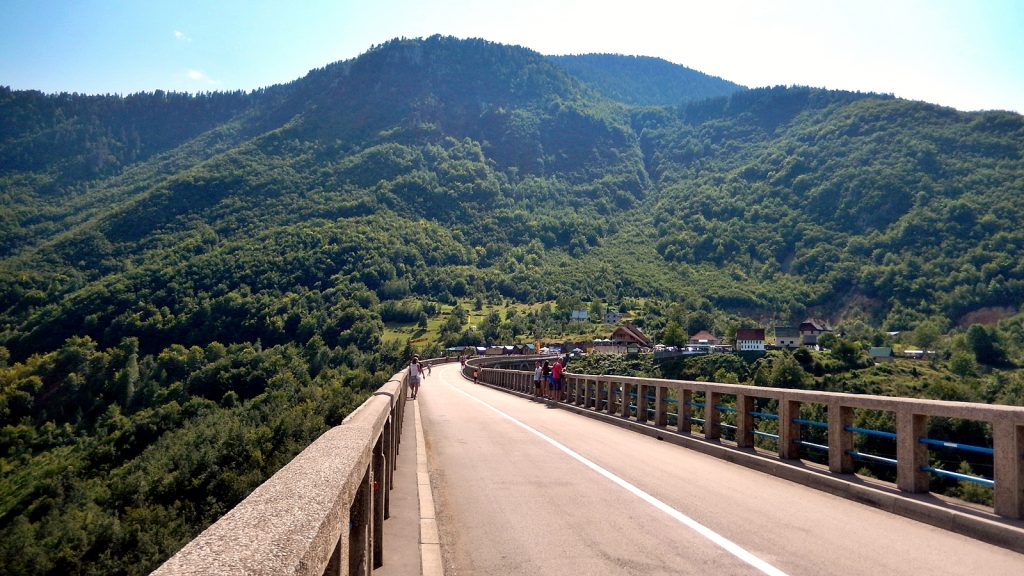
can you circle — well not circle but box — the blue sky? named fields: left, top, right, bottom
left=2, top=0, right=1022, bottom=113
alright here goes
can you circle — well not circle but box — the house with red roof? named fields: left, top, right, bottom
left=735, top=328, right=766, bottom=351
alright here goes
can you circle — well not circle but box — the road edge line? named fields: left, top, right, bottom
left=414, top=399, right=444, bottom=576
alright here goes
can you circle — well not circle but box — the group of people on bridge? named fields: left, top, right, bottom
left=533, top=358, right=564, bottom=403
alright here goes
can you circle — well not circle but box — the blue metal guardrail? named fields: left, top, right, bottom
left=615, top=390, right=996, bottom=488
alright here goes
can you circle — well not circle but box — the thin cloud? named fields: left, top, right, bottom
left=186, top=69, right=219, bottom=85
left=174, top=30, right=191, bottom=42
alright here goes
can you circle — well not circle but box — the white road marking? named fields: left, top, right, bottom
left=445, top=378, right=791, bottom=576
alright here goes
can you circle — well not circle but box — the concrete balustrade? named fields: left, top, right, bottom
left=465, top=357, right=1024, bottom=520
left=154, top=367, right=415, bottom=575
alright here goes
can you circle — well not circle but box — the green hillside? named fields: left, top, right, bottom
left=1, top=35, right=1023, bottom=573
left=548, top=53, right=744, bottom=105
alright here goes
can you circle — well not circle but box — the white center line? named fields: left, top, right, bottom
left=446, top=378, right=791, bottom=576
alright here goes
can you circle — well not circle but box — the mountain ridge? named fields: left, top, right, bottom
left=3, top=35, right=1024, bottom=575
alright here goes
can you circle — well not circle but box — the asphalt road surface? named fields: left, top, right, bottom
left=416, top=363, right=1024, bottom=575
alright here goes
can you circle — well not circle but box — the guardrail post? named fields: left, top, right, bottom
left=654, top=385, right=667, bottom=427
left=896, top=407, right=930, bottom=493
left=736, top=394, right=755, bottom=448
left=584, top=378, right=594, bottom=408
left=637, top=383, right=648, bottom=423
left=993, top=421, right=1024, bottom=519
left=828, top=402, right=854, bottom=473
left=677, top=388, right=691, bottom=434
left=778, top=400, right=801, bottom=460
left=620, top=382, right=632, bottom=419
left=706, top=392, right=722, bottom=440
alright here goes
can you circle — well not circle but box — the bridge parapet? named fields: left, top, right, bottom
left=469, top=359, right=1024, bottom=520
left=154, top=367, right=416, bottom=575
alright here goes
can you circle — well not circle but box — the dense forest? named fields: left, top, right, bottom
left=2, top=35, right=1023, bottom=574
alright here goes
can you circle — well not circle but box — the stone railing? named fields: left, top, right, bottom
left=468, top=358, right=1024, bottom=520
left=154, top=363, right=419, bottom=575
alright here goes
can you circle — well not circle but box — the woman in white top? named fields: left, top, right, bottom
left=409, top=357, right=423, bottom=399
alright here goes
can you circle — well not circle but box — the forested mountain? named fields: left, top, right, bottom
left=548, top=53, right=744, bottom=105
left=2, top=34, right=1024, bottom=574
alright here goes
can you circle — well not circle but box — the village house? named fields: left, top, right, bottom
left=610, top=323, right=652, bottom=350
left=869, top=347, right=894, bottom=362
left=799, top=319, right=831, bottom=347
left=774, top=326, right=800, bottom=348
left=603, top=311, right=624, bottom=324
left=571, top=309, right=589, bottom=322
left=735, top=328, right=766, bottom=351
left=688, top=330, right=720, bottom=346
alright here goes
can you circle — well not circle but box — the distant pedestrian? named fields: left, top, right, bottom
left=409, top=356, right=423, bottom=399
left=473, top=368, right=479, bottom=384
left=533, top=361, right=543, bottom=399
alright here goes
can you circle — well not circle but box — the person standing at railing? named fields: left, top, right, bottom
left=533, top=361, right=543, bottom=400
left=409, top=356, right=423, bottom=399
left=551, top=357, right=564, bottom=402
left=541, top=360, right=551, bottom=400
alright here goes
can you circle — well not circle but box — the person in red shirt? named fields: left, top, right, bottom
left=551, top=358, right=563, bottom=402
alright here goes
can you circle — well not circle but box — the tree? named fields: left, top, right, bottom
left=911, top=319, right=942, bottom=351
left=965, top=324, right=1006, bottom=366
left=831, top=338, right=861, bottom=367
left=949, top=351, right=976, bottom=379
left=770, top=353, right=809, bottom=388
left=685, top=311, right=713, bottom=335
left=661, top=321, right=687, bottom=347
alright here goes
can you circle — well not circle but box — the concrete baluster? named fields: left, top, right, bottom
left=993, top=421, right=1024, bottom=519
left=778, top=400, right=801, bottom=460
left=347, top=468, right=372, bottom=576
left=654, top=385, right=667, bottom=427
left=706, top=391, right=722, bottom=440
left=736, top=394, right=755, bottom=448
left=323, top=511, right=350, bottom=576
left=636, top=383, right=648, bottom=423
left=828, top=402, right=854, bottom=474
left=896, top=407, right=930, bottom=493
left=373, top=435, right=385, bottom=568
left=382, top=417, right=393, bottom=516
left=677, top=388, right=692, bottom=434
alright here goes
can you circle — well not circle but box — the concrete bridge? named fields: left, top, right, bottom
left=155, top=357, right=1024, bottom=575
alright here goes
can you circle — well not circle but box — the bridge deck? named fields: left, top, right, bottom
left=413, top=363, right=1024, bottom=575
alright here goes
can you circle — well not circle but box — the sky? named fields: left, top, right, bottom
left=1, top=0, right=1022, bottom=113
